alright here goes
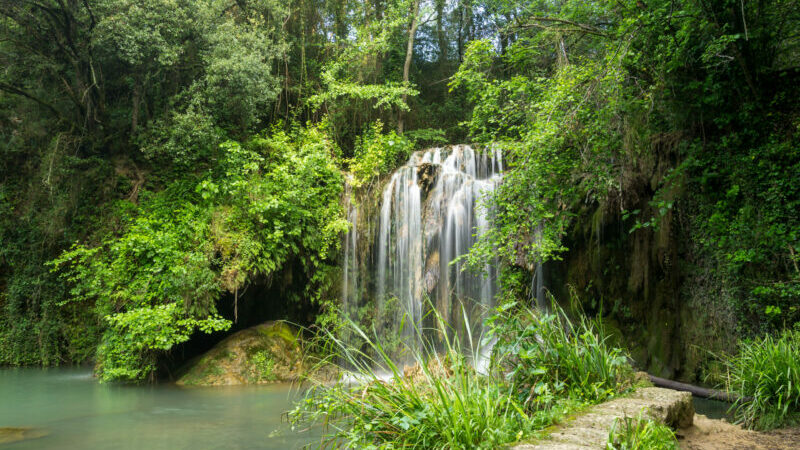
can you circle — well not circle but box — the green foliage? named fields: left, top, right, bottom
left=606, top=413, right=678, bottom=450
left=0, top=0, right=289, bottom=368
left=249, top=350, right=278, bottom=383
left=403, top=128, right=448, bottom=147
left=723, top=329, right=800, bottom=430
left=688, top=136, right=800, bottom=329
left=291, top=308, right=555, bottom=449
left=0, top=135, right=113, bottom=366
left=347, top=121, right=414, bottom=187
left=487, top=299, right=634, bottom=410
left=98, top=303, right=229, bottom=382
left=453, top=0, right=800, bottom=337
left=51, top=125, right=347, bottom=381
left=292, top=301, right=637, bottom=448
left=459, top=42, right=641, bottom=268
left=304, top=0, right=426, bottom=143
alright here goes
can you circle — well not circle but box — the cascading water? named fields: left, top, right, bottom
left=342, top=144, right=503, bottom=361
left=341, top=179, right=359, bottom=325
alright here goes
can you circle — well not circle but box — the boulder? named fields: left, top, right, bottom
left=176, top=321, right=304, bottom=386
left=0, top=427, right=48, bottom=445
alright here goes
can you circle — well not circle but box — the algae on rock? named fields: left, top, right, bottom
left=0, top=427, right=48, bottom=445
left=176, top=321, right=304, bottom=386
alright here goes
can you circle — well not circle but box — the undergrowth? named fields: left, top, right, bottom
left=606, top=412, right=678, bottom=450
left=289, top=300, right=634, bottom=448
left=724, top=328, right=800, bottom=430
left=488, top=300, right=635, bottom=411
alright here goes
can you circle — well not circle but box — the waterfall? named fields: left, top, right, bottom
left=342, top=181, right=359, bottom=325
left=531, top=225, right=547, bottom=310
left=343, top=144, right=503, bottom=360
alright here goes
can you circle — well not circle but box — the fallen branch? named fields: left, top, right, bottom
left=648, top=374, right=746, bottom=403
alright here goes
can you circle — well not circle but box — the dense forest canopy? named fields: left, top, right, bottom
left=0, top=0, right=798, bottom=383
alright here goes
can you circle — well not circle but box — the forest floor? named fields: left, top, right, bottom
left=678, top=415, right=800, bottom=449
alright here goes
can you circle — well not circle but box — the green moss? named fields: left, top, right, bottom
left=0, top=427, right=48, bottom=445
left=176, top=321, right=304, bottom=386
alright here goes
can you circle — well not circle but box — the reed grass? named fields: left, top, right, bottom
left=606, top=412, right=678, bottom=450
left=291, top=306, right=568, bottom=448
left=290, top=300, right=635, bottom=448
left=724, top=329, right=800, bottom=429
left=487, top=300, right=634, bottom=410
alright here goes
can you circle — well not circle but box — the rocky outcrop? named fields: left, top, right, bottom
left=510, top=387, right=694, bottom=449
left=176, top=321, right=304, bottom=386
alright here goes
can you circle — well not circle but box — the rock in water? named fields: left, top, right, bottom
left=0, top=427, right=48, bottom=444
left=176, top=321, right=304, bottom=386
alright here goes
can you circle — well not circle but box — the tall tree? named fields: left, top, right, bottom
left=397, top=0, right=420, bottom=134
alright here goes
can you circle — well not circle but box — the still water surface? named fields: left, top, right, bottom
left=0, top=367, right=319, bottom=449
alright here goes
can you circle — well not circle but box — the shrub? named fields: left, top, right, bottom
left=487, top=300, right=634, bottom=410
left=347, top=121, right=413, bottom=187
left=52, top=125, right=348, bottom=382
left=97, top=304, right=229, bottom=382
left=606, top=413, right=678, bottom=450
left=249, top=350, right=278, bottom=383
left=724, top=329, right=800, bottom=429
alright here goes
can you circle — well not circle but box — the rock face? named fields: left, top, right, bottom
left=510, top=387, right=694, bottom=449
left=176, top=321, right=304, bottom=386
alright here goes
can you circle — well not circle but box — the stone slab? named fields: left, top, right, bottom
left=510, top=387, right=694, bottom=449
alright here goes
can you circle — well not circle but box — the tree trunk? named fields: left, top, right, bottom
left=648, top=374, right=746, bottom=403
left=436, top=0, right=447, bottom=65
left=398, top=0, right=420, bottom=135
left=131, top=79, right=141, bottom=133
left=456, top=0, right=473, bottom=62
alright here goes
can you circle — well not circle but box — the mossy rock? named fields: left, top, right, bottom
left=0, top=427, right=48, bottom=445
left=176, top=321, right=304, bottom=386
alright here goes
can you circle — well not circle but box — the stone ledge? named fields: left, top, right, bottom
left=510, top=387, right=694, bottom=449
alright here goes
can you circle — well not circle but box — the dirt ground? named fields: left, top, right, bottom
left=677, top=415, right=800, bottom=449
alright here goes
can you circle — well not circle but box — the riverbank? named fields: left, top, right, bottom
left=678, top=415, right=800, bottom=449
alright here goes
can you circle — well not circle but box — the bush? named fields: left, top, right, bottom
left=97, top=304, right=229, bottom=382
left=487, top=300, right=634, bottom=410
left=606, top=413, right=678, bottom=450
left=347, top=121, right=413, bottom=187
left=723, top=329, right=800, bottom=430
left=249, top=350, right=278, bottom=383
left=52, top=125, right=348, bottom=382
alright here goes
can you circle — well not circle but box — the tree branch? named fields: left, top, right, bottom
left=0, top=81, right=65, bottom=122
left=517, top=16, right=610, bottom=37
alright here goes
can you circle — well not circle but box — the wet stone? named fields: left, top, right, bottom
left=509, top=388, right=694, bottom=449
left=0, top=427, right=48, bottom=445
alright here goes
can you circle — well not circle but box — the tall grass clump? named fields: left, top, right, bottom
left=487, top=300, right=634, bottom=411
left=606, top=412, right=678, bottom=450
left=290, top=307, right=561, bottom=449
left=290, top=299, right=636, bottom=448
left=723, top=329, right=800, bottom=430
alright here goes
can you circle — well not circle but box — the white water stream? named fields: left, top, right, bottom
left=342, top=145, right=503, bottom=360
